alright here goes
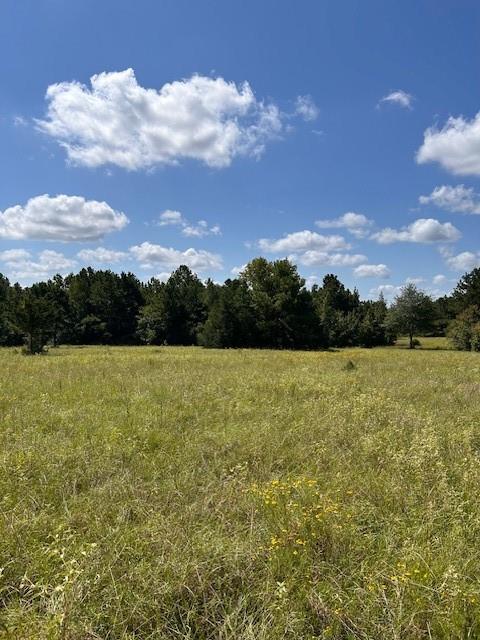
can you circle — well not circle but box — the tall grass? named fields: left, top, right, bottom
left=1, top=344, right=480, bottom=638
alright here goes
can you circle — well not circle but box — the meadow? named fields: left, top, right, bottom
left=1, top=343, right=480, bottom=639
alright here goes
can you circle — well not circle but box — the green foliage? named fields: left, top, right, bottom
left=387, top=284, right=436, bottom=348
left=0, top=260, right=464, bottom=352
left=453, top=267, right=480, bottom=312
left=239, top=258, right=320, bottom=349
left=16, top=288, right=53, bottom=354
left=448, top=306, right=480, bottom=351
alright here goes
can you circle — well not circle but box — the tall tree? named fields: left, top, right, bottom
left=453, top=268, right=480, bottom=312
left=16, top=288, right=54, bottom=354
left=162, top=266, right=206, bottom=345
left=387, top=284, right=436, bottom=349
left=199, top=278, right=257, bottom=348
left=240, top=258, right=319, bottom=349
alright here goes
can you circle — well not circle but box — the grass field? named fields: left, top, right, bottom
left=1, top=343, right=480, bottom=639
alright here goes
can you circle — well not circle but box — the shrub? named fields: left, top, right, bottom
left=448, top=306, right=480, bottom=351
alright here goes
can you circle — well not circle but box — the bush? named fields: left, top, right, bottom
left=448, top=306, right=480, bottom=351
left=472, top=324, right=480, bottom=352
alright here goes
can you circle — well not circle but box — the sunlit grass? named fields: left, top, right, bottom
left=1, top=341, right=480, bottom=638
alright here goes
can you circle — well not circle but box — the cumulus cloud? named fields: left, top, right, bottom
left=157, top=209, right=221, bottom=237
left=0, top=249, right=31, bottom=262
left=370, top=275, right=454, bottom=301
left=129, top=241, right=222, bottom=272
left=37, top=69, right=284, bottom=170
left=378, top=90, right=413, bottom=109
left=0, top=194, right=128, bottom=242
left=158, top=210, right=184, bottom=226
left=433, top=274, right=447, bottom=285
left=0, top=249, right=76, bottom=281
left=372, top=218, right=460, bottom=244
left=416, top=112, right=480, bottom=176
left=297, top=251, right=367, bottom=267
left=315, top=212, right=373, bottom=238
left=295, top=95, right=319, bottom=121
left=258, top=230, right=349, bottom=253
left=353, top=263, right=391, bottom=278
left=442, top=250, right=480, bottom=272
left=369, top=284, right=403, bottom=300
left=77, top=247, right=128, bottom=264
left=230, top=264, right=247, bottom=277
left=419, top=184, right=480, bottom=214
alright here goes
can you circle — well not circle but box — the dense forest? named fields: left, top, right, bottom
left=0, top=257, right=479, bottom=353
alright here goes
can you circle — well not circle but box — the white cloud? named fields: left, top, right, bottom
left=304, top=275, right=320, bottom=289
left=158, top=210, right=184, bottom=226
left=315, top=212, right=373, bottom=237
left=0, top=249, right=31, bottom=262
left=372, top=218, right=461, bottom=244
left=370, top=275, right=454, bottom=301
left=442, top=250, right=480, bottom=272
left=37, top=69, right=283, bottom=170
left=77, top=247, right=128, bottom=264
left=416, top=112, right=480, bottom=176
left=369, top=284, right=403, bottom=300
left=297, top=251, right=367, bottom=267
left=0, top=194, right=128, bottom=242
left=13, top=115, right=28, bottom=127
left=433, top=274, right=447, bottom=285
left=154, top=272, right=171, bottom=283
left=379, top=90, right=413, bottom=109
left=295, top=95, right=319, bottom=121
left=0, top=249, right=76, bottom=281
left=419, top=184, right=480, bottom=214
left=157, top=209, right=221, bottom=237
left=405, top=277, right=426, bottom=285
left=129, top=241, right=222, bottom=272
left=230, top=264, right=247, bottom=276
left=183, top=220, right=221, bottom=238
left=258, top=230, right=350, bottom=253
left=353, top=263, right=390, bottom=278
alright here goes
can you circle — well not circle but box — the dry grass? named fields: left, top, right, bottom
left=1, top=342, right=480, bottom=639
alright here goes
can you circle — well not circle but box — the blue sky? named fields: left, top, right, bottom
left=1, top=0, right=480, bottom=298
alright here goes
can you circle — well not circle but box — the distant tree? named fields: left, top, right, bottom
left=136, top=279, right=167, bottom=345
left=32, top=275, right=70, bottom=347
left=453, top=268, right=480, bottom=312
left=433, top=294, right=458, bottom=335
left=199, top=278, right=257, bottom=348
left=66, top=268, right=144, bottom=344
left=387, top=284, right=436, bottom=349
left=162, top=266, right=206, bottom=345
left=448, top=306, right=480, bottom=351
left=240, top=258, right=319, bottom=349
left=0, top=274, right=23, bottom=346
left=16, top=289, right=54, bottom=354
left=311, top=274, right=360, bottom=347
left=357, top=296, right=393, bottom=347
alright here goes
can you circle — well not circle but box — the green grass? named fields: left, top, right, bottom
left=393, top=336, right=452, bottom=350
left=1, top=342, right=480, bottom=639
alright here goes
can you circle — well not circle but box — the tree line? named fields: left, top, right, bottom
left=0, top=257, right=479, bottom=353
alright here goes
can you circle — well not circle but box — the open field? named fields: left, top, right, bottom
left=1, top=343, right=480, bottom=639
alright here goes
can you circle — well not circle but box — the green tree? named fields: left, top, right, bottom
left=387, top=284, right=436, bottom=349
left=453, top=268, right=480, bottom=312
left=199, top=278, right=257, bottom=348
left=162, top=266, right=206, bottom=345
left=240, top=258, right=319, bottom=349
left=311, top=275, right=360, bottom=347
left=16, top=288, right=54, bottom=354
left=448, top=306, right=480, bottom=351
